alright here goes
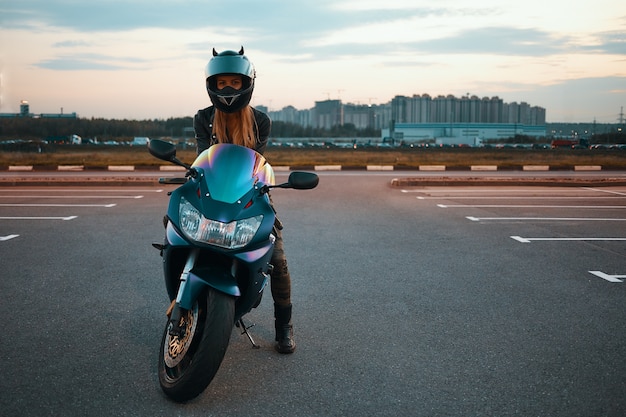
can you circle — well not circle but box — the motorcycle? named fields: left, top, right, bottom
left=148, top=139, right=319, bottom=402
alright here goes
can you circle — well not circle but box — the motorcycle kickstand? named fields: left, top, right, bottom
left=237, top=318, right=260, bottom=349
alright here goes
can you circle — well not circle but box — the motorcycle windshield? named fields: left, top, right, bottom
left=191, top=143, right=275, bottom=204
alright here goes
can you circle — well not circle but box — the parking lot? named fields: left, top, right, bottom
left=401, top=185, right=626, bottom=282
left=1, top=177, right=624, bottom=416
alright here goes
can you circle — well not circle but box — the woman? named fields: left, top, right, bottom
left=193, top=47, right=296, bottom=354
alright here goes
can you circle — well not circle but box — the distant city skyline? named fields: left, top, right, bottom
left=261, top=93, right=549, bottom=131
left=1, top=93, right=548, bottom=131
left=2, top=1, right=625, bottom=122
left=2, top=91, right=624, bottom=126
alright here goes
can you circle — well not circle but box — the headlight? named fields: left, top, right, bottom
left=179, top=197, right=263, bottom=249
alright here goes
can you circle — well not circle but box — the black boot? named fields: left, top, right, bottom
left=274, top=304, right=296, bottom=354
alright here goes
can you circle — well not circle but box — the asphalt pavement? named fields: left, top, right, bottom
left=1, top=173, right=625, bottom=416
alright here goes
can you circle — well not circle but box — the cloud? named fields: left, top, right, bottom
left=10, top=1, right=623, bottom=67
left=411, top=27, right=567, bottom=56
left=260, top=27, right=567, bottom=64
left=582, top=30, right=626, bottom=55
left=3, top=1, right=340, bottom=33
left=35, top=53, right=146, bottom=71
left=4, top=1, right=202, bottom=31
left=52, top=40, right=91, bottom=48
left=502, top=76, right=626, bottom=122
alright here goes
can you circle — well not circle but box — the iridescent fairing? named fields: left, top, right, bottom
left=191, top=143, right=275, bottom=204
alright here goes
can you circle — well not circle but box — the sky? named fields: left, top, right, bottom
left=1, top=0, right=625, bottom=123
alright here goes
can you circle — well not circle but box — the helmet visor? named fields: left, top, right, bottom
left=205, top=54, right=255, bottom=80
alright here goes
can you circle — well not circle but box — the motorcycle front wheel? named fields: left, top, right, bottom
left=158, top=287, right=235, bottom=402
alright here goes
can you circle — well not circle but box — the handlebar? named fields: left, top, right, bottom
left=158, top=177, right=187, bottom=185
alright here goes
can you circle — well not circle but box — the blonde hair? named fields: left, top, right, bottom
left=212, top=106, right=258, bottom=149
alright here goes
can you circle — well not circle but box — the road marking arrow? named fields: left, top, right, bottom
left=588, top=271, right=625, bottom=283
left=440, top=204, right=626, bottom=209
left=0, top=204, right=116, bottom=208
left=0, top=216, right=78, bottom=220
left=511, top=236, right=626, bottom=243
left=469, top=217, right=626, bottom=222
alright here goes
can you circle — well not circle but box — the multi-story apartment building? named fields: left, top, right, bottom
left=390, top=94, right=545, bottom=125
left=385, top=95, right=547, bottom=144
left=266, top=94, right=545, bottom=135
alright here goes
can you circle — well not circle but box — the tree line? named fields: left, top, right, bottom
left=2, top=116, right=622, bottom=145
left=0, top=117, right=380, bottom=141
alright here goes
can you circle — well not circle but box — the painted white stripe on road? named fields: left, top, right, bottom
left=0, top=234, right=19, bottom=241
left=404, top=188, right=613, bottom=194
left=468, top=216, right=626, bottom=222
left=0, top=216, right=78, bottom=220
left=108, top=165, right=135, bottom=171
left=0, top=195, right=143, bottom=199
left=0, top=203, right=116, bottom=208
left=511, top=236, right=626, bottom=243
left=0, top=188, right=163, bottom=193
left=439, top=204, right=626, bottom=209
left=416, top=196, right=626, bottom=199
left=589, top=271, right=625, bottom=283
left=583, top=188, right=626, bottom=196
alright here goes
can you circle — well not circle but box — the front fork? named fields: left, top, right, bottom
left=163, top=247, right=269, bottom=347
left=167, top=249, right=199, bottom=337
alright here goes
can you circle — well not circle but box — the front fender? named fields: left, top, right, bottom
left=191, top=265, right=241, bottom=297
left=177, top=265, right=240, bottom=310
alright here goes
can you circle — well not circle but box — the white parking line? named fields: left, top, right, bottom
left=511, top=236, right=626, bottom=243
left=0, top=234, right=19, bottom=241
left=0, top=216, right=78, bottom=220
left=0, top=195, right=143, bottom=199
left=583, top=188, right=626, bottom=196
left=417, top=196, right=626, bottom=200
left=588, top=271, right=625, bottom=283
left=404, top=189, right=606, bottom=193
left=0, top=203, right=116, bottom=208
left=439, top=204, right=626, bottom=209
left=0, top=188, right=164, bottom=193
left=468, top=216, right=626, bottom=222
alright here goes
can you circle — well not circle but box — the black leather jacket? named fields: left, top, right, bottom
left=193, top=106, right=271, bottom=155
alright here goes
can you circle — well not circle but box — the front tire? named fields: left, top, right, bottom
left=158, top=288, right=235, bottom=402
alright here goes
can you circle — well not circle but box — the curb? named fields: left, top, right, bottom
left=2, top=165, right=184, bottom=172
left=390, top=177, right=626, bottom=187
left=1, top=164, right=624, bottom=172
left=1, top=165, right=625, bottom=187
left=0, top=177, right=162, bottom=187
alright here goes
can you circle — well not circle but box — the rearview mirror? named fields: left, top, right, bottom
left=148, top=139, right=177, bottom=162
left=287, top=171, right=319, bottom=190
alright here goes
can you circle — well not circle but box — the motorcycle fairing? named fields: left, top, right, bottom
left=191, top=143, right=275, bottom=204
left=167, top=237, right=274, bottom=300
left=165, top=221, right=187, bottom=246
left=165, top=148, right=276, bottom=249
left=162, top=142, right=278, bottom=317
